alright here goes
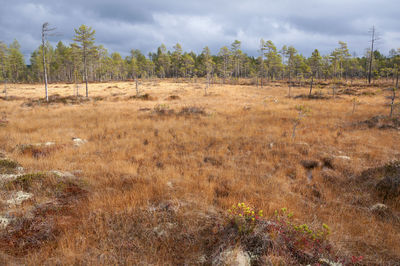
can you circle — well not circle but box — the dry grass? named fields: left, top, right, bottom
left=0, top=79, right=399, bottom=264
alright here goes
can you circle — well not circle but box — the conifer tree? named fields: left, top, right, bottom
left=0, top=42, right=8, bottom=97
left=7, top=40, right=25, bottom=82
left=73, top=25, right=96, bottom=97
left=202, top=46, right=213, bottom=95
left=308, top=49, right=322, bottom=95
left=218, top=46, right=230, bottom=84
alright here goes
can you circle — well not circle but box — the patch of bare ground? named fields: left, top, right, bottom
left=294, top=94, right=331, bottom=100
left=129, top=93, right=157, bottom=101
left=353, top=115, right=400, bottom=130
left=21, top=94, right=92, bottom=107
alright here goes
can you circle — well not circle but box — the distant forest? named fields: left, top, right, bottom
left=0, top=24, right=399, bottom=84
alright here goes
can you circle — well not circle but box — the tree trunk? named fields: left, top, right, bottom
left=256, top=76, right=258, bottom=89
left=390, top=89, right=395, bottom=118
left=84, top=49, right=88, bottom=98
left=135, top=76, right=139, bottom=96
left=332, top=85, right=336, bottom=98
left=292, top=121, right=299, bottom=140
left=391, top=70, right=399, bottom=117
left=3, top=80, right=7, bottom=100
left=368, top=27, right=375, bottom=84
left=42, top=29, right=49, bottom=102
left=205, top=73, right=209, bottom=95
left=309, top=75, right=314, bottom=96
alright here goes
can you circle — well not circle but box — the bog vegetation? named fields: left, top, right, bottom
left=0, top=24, right=399, bottom=265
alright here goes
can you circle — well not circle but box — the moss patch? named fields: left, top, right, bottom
left=0, top=159, right=19, bottom=174
left=4, top=172, right=48, bottom=191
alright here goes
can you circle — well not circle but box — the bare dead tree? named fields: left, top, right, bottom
left=41, top=22, right=56, bottom=102
left=292, top=105, right=310, bottom=140
left=367, top=26, right=379, bottom=84
left=390, top=70, right=398, bottom=117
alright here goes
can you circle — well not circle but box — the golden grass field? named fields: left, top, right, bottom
left=0, top=79, right=399, bottom=265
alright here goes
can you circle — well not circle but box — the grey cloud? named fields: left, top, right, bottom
left=0, top=0, right=399, bottom=63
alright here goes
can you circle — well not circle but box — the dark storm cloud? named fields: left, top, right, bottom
left=0, top=0, right=399, bottom=63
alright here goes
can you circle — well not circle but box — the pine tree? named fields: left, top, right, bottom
left=73, top=25, right=96, bottom=97
left=202, top=46, right=213, bottom=95
left=8, top=40, right=25, bottom=82
left=155, top=44, right=170, bottom=78
left=0, top=42, right=8, bottom=97
left=172, top=43, right=183, bottom=78
left=218, top=46, right=231, bottom=84
left=286, top=46, right=297, bottom=82
left=181, top=53, right=195, bottom=78
left=308, top=49, right=322, bottom=95
left=258, top=39, right=266, bottom=88
left=263, top=40, right=282, bottom=81
left=230, top=40, right=241, bottom=80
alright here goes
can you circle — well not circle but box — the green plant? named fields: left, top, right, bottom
left=228, top=202, right=263, bottom=235
left=0, top=159, right=19, bottom=174
left=270, top=208, right=333, bottom=263
left=5, top=172, right=47, bottom=191
left=153, top=104, right=173, bottom=115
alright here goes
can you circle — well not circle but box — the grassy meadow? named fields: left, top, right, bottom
left=0, top=79, right=399, bottom=265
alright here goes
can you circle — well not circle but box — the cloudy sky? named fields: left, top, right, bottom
left=1, top=0, right=399, bottom=62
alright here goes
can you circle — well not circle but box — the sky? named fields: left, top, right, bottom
left=0, top=0, right=399, bottom=62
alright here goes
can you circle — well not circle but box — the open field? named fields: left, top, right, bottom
left=0, top=79, right=399, bottom=265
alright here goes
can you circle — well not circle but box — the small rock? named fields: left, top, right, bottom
left=295, top=142, right=310, bottom=147
left=371, top=203, right=388, bottom=212
left=335, top=155, right=351, bottom=160
left=148, top=201, right=180, bottom=214
left=153, top=222, right=176, bottom=237
left=319, top=258, right=344, bottom=266
left=197, top=255, right=207, bottom=264
left=0, top=215, right=11, bottom=229
left=6, top=191, right=33, bottom=206
left=166, top=181, right=174, bottom=189
left=269, top=142, right=274, bottom=149
left=72, top=137, right=87, bottom=147
left=214, top=248, right=251, bottom=266
left=370, top=203, right=392, bottom=219
left=32, top=142, right=54, bottom=146
left=51, top=170, right=76, bottom=179
left=71, top=170, right=83, bottom=176
left=0, top=173, right=23, bottom=183
left=44, top=141, right=55, bottom=146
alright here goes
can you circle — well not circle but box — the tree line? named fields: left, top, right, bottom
left=1, top=24, right=400, bottom=87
